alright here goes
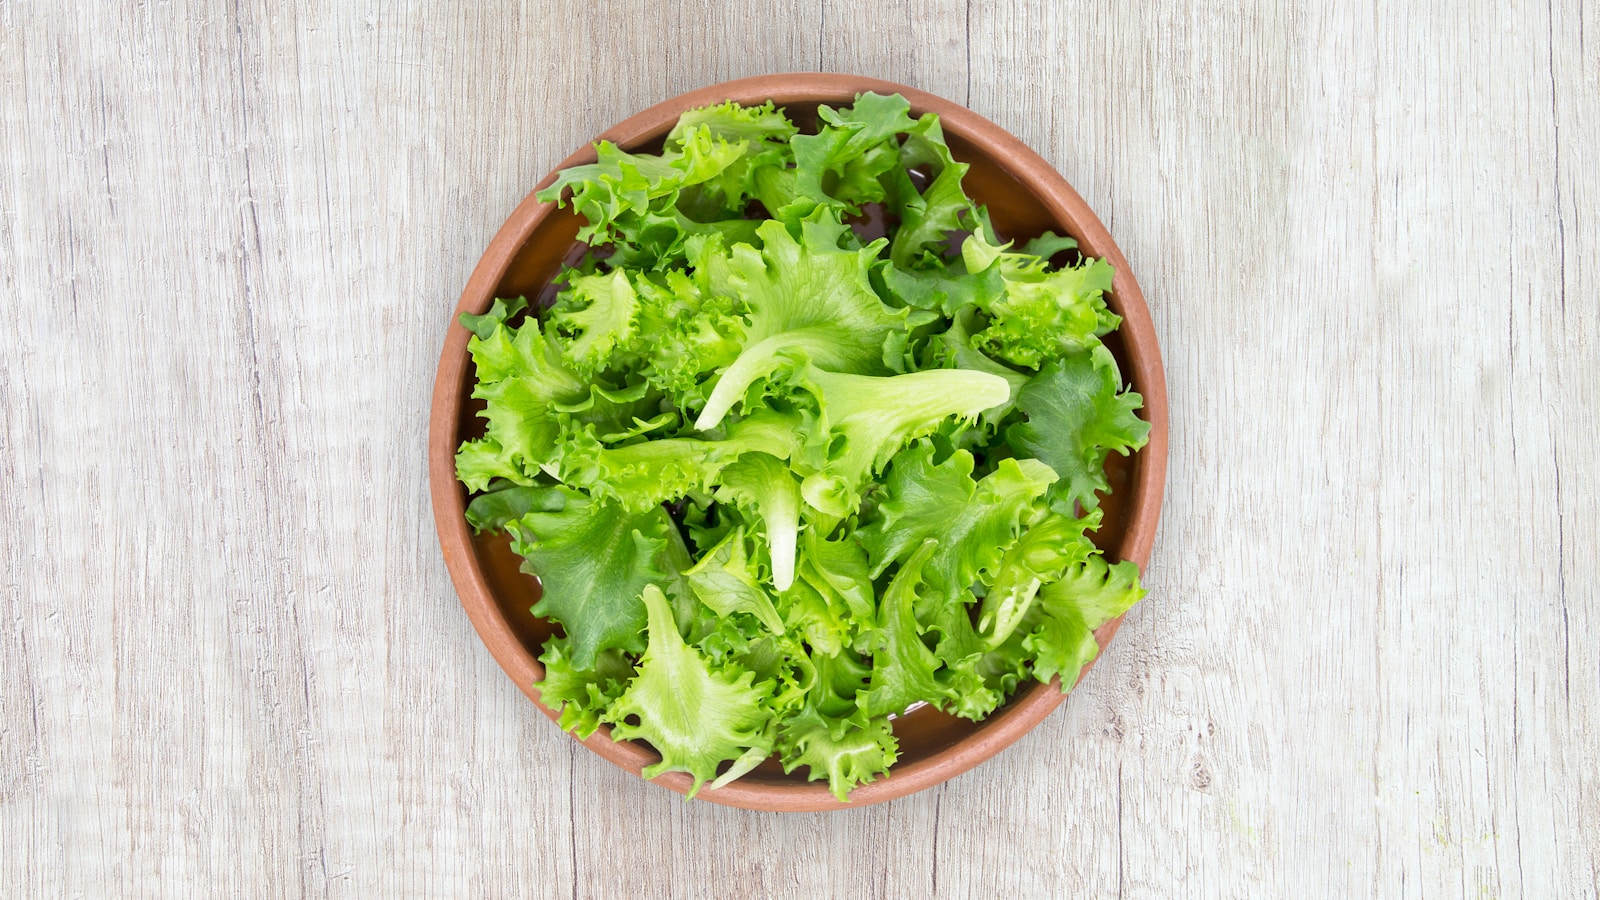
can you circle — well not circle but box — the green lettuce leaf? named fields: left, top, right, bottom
left=780, top=713, right=898, bottom=803
left=693, top=214, right=905, bottom=429
left=858, top=442, right=1058, bottom=603
left=789, top=529, right=877, bottom=633
left=606, top=585, right=773, bottom=799
left=921, top=591, right=1003, bottom=721
left=774, top=646, right=894, bottom=801
left=880, top=254, right=1004, bottom=318
left=683, top=528, right=785, bottom=636
left=464, top=482, right=568, bottom=534
left=1024, top=557, right=1146, bottom=687
left=668, top=101, right=797, bottom=215
left=928, top=307, right=1031, bottom=428
left=534, top=130, right=750, bottom=251
left=630, top=269, right=745, bottom=408
left=972, top=254, right=1119, bottom=369
left=713, top=452, right=802, bottom=591
left=459, top=295, right=528, bottom=341
left=857, top=540, right=950, bottom=718
left=507, top=487, right=688, bottom=668
left=546, top=269, right=640, bottom=378
left=454, top=309, right=590, bottom=492
left=1007, top=344, right=1151, bottom=511
left=795, top=93, right=918, bottom=208
left=888, top=113, right=983, bottom=267
left=668, top=99, right=799, bottom=147
left=774, top=574, right=850, bottom=659
left=535, top=636, right=635, bottom=739
left=556, top=409, right=804, bottom=513
left=787, top=364, right=1012, bottom=516
left=1020, top=231, right=1081, bottom=261
left=978, top=508, right=1101, bottom=647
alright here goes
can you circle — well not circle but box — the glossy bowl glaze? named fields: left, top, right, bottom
left=429, top=73, right=1167, bottom=811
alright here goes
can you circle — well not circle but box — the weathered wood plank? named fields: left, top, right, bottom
left=1, top=0, right=1594, bottom=897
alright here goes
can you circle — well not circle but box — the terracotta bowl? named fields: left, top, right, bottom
left=429, top=74, right=1167, bottom=811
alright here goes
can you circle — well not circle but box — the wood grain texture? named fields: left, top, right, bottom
left=2, top=0, right=1594, bottom=896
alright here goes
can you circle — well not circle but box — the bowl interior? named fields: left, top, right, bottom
left=435, top=79, right=1162, bottom=810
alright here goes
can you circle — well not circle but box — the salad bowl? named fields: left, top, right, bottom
left=429, top=73, right=1167, bottom=811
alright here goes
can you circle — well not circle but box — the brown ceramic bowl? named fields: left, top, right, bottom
left=429, top=74, right=1167, bottom=811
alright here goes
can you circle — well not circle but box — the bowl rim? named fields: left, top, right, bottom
left=428, top=73, right=1168, bottom=812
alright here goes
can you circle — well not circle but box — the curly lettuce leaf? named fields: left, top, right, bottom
left=548, top=261, right=745, bottom=392
left=1007, top=344, right=1151, bottom=511
left=774, top=646, right=894, bottom=801
left=1020, top=231, right=1081, bottom=261
left=927, top=307, right=1031, bottom=427
left=858, top=442, right=1057, bottom=602
left=552, top=427, right=719, bottom=514
left=668, top=101, right=797, bottom=216
left=888, top=113, right=984, bottom=267
left=920, top=592, right=1003, bottom=720
left=713, top=452, right=802, bottom=591
left=780, top=714, right=898, bottom=803
left=795, top=93, right=918, bottom=207
left=786, top=364, right=1011, bottom=516
left=556, top=409, right=804, bottom=514
left=683, top=527, right=785, bottom=636
left=668, top=99, right=799, bottom=147
left=880, top=253, right=1005, bottom=318
left=1023, top=557, right=1146, bottom=687
left=631, top=269, right=746, bottom=407
left=507, top=487, right=688, bottom=668
left=773, top=574, right=851, bottom=659
left=978, top=508, right=1101, bottom=647
left=857, top=540, right=951, bottom=718
left=459, top=295, right=528, bottom=341
left=534, top=129, right=750, bottom=249
left=455, top=300, right=666, bottom=492
left=546, top=269, right=640, bottom=378
left=535, top=637, right=635, bottom=739
left=464, top=481, right=568, bottom=534
left=693, top=214, right=905, bottom=429
left=789, top=528, right=877, bottom=632
left=454, top=306, right=590, bottom=492
left=555, top=408, right=807, bottom=524
left=742, top=92, right=916, bottom=225
left=606, top=585, right=773, bottom=799
left=971, top=252, right=1119, bottom=369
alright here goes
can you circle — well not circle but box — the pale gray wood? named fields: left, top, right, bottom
left=2, top=0, right=1595, bottom=897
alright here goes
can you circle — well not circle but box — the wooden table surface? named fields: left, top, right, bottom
left=3, top=2, right=1595, bottom=897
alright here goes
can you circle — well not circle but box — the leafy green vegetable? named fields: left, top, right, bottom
left=504, top=486, right=690, bottom=668
left=683, top=528, right=785, bottom=635
left=1023, top=558, right=1147, bottom=686
left=458, top=94, right=1152, bottom=802
left=856, top=540, right=954, bottom=718
left=535, top=636, right=634, bottom=739
left=692, top=214, right=905, bottom=430
left=978, top=508, right=1102, bottom=647
left=785, top=363, right=1012, bottom=517
left=859, top=442, right=1058, bottom=604
left=606, top=585, right=773, bottom=799
left=454, top=309, right=590, bottom=492
left=1007, top=344, right=1151, bottom=511
left=713, top=453, right=802, bottom=591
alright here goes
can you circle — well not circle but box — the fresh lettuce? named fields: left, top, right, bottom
left=605, top=585, right=774, bottom=798
left=458, top=94, right=1152, bottom=802
left=1007, top=344, right=1151, bottom=511
left=692, top=214, right=906, bottom=430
